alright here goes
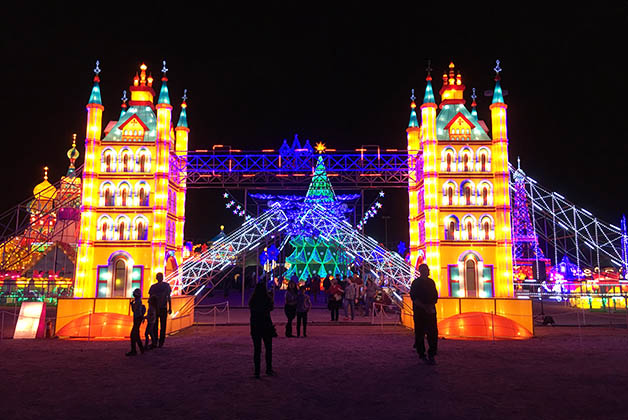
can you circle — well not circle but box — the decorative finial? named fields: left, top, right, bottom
left=471, top=87, right=477, bottom=101
left=517, top=156, right=521, bottom=170
left=182, top=89, right=188, bottom=102
left=315, top=142, right=326, bottom=154
left=162, top=60, right=168, bottom=75
left=426, top=59, right=432, bottom=76
left=94, top=60, right=101, bottom=75
left=410, top=88, right=416, bottom=102
left=72, top=133, right=77, bottom=147
left=44, top=166, right=49, bottom=181
left=494, top=59, right=502, bottom=75
left=121, top=90, right=127, bottom=103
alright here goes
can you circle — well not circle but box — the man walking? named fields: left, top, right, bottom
left=410, top=264, right=438, bottom=365
left=148, top=272, right=172, bottom=348
left=343, top=278, right=356, bottom=320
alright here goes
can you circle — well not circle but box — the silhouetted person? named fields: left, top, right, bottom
left=284, top=280, right=298, bottom=337
left=148, top=272, right=172, bottom=348
left=296, top=285, right=311, bottom=337
left=311, top=274, right=320, bottom=303
left=410, top=264, right=438, bottom=365
left=127, top=288, right=145, bottom=356
left=249, top=281, right=275, bottom=378
left=144, top=295, right=158, bottom=349
left=323, top=275, right=331, bottom=303
left=327, top=278, right=343, bottom=321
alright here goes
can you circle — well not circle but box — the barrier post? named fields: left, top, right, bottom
left=491, top=311, right=495, bottom=342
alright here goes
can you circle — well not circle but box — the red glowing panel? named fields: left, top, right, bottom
left=56, top=313, right=146, bottom=339
left=438, top=312, right=532, bottom=340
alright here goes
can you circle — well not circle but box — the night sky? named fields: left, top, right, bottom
left=2, top=3, right=627, bottom=246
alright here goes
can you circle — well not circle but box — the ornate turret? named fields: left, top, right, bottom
left=129, top=63, right=156, bottom=108
left=489, top=60, right=508, bottom=140
left=438, top=62, right=465, bottom=107
left=175, top=90, right=190, bottom=154
left=33, top=166, right=56, bottom=201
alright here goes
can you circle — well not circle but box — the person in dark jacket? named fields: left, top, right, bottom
left=249, top=281, right=276, bottom=378
left=296, top=285, right=311, bottom=337
left=409, top=264, right=439, bottom=365
left=322, top=275, right=331, bottom=303
left=284, top=280, right=298, bottom=337
left=127, top=288, right=145, bottom=356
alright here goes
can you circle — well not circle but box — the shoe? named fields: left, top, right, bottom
left=266, top=370, right=276, bottom=376
left=426, top=357, right=437, bottom=365
left=125, top=351, right=137, bottom=357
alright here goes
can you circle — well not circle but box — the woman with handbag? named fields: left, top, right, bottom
left=249, top=281, right=276, bottom=378
left=327, top=278, right=343, bottom=321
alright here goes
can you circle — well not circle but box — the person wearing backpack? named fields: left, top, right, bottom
left=127, top=288, right=145, bottom=356
left=296, top=285, right=312, bottom=337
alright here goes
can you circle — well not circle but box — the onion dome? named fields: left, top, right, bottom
left=33, top=167, right=57, bottom=201
left=176, top=90, right=188, bottom=128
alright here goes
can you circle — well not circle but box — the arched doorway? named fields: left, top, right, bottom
left=112, top=256, right=128, bottom=297
left=464, top=257, right=478, bottom=297
left=165, top=255, right=177, bottom=278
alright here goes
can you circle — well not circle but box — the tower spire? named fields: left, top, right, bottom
left=66, top=134, right=80, bottom=177
left=471, top=87, right=478, bottom=119
left=176, top=89, right=188, bottom=128
left=491, top=59, right=505, bottom=104
left=120, top=90, right=128, bottom=119
left=408, top=89, right=419, bottom=128
left=422, top=61, right=436, bottom=105
left=88, top=60, right=102, bottom=105
left=157, top=60, right=171, bottom=105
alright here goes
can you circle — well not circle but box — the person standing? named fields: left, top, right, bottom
left=126, top=288, right=145, bottom=356
left=296, top=285, right=311, bottom=337
left=144, top=295, right=158, bottom=349
left=311, top=274, right=320, bottom=303
left=343, top=278, right=356, bottom=320
left=327, top=278, right=343, bottom=321
left=322, top=275, right=331, bottom=303
left=249, top=282, right=275, bottom=378
left=284, top=280, right=298, bottom=337
left=148, top=272, right=172, bottom=348
left=410, top=264, right=439, bottom=365
left=363, top=278, right=378, bottom=317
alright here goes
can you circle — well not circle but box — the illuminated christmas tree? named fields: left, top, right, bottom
left=284, top=155, right=350, bottom=280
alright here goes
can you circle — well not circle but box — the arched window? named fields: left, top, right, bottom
left=482, top=187, right=488, bottom=206
left=137, top=220, right=146, bottom=240
left=466, top=221, right=473, bottom=240
left=139, top=154, right=146, bottom=172
left=463, top=154, right=469, bottom=171
left=483, top=221, right=490, bottom=240
left=480, top=154, right=487, bottom=172
left=118, top=220, right=125, bottom=240
left=101, top=221, right=108, bottom=240
left=447, top=186, right=453, bottom=206
left=104, top=187, right=114, bottom=206
left=446, top=154, right=452, bottom=171
left=121, top=188, right=129, bottom=207
left=139, top=187, right=148, bottom=206
left=448, top=220, right=455, bottom=239
left=464, top=186, right=471, bottom=205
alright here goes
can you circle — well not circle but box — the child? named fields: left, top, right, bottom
left=144, top=295, right=158, bottom=349
left=127, top=288, right=145, bottom=356
left=296, top=285, right=312, bottom=338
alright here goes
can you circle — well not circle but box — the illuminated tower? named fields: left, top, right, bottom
left=408, top=61, right=514, bottom=298
left=74, top=61, right=189, bottom=298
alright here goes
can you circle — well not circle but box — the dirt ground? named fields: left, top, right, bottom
left=1, top=324, right=627, bottom=420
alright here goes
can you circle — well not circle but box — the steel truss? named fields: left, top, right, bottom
left=170, top=151, right=416, bottom=189
left=0, top=166, right=83, bottom=271
left=510, top=164, right=627, bottom=271
left=166, top=203, right=417, bottom=295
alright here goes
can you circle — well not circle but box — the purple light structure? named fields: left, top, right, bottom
left=511, top=160, right=551, bottom=280
left=512, top=161, right=545, bottom=261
